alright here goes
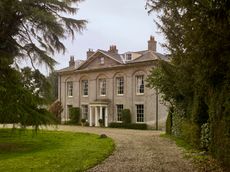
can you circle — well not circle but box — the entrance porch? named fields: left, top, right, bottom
left=89, top=102, right=109, bottom=127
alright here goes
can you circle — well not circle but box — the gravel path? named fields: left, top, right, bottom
left=52, top=125, right=196, bottom=172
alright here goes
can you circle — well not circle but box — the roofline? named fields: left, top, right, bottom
left=58, top=59, right=159, bottom=75
left=77, top=50, right=122, bottom=70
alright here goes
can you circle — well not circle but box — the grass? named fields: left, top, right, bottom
left=161, top=133, right=223, bottom=172
left=0, top=129, right=115, bottom=172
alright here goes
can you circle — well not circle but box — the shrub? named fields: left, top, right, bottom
left=48, top=100, right=63, bottom=124
left=166, top=108, right=173, bottom=134
left=200, top=122, right=211, bottom=150
left=69, top=107, right=80, bottom=124
left=98, top=119, right=104, bottom=127
left=121, top=109, right=131, bottom=124
left=109, top=122, right=147, bottom=130
left=81, top=118, right=86, bottom=123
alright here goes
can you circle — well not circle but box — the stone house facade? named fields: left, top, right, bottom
left=57, top=36, right=168, bottom=129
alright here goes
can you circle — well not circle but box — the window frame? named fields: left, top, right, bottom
left=81, top=105, right=88, bottom=120
left=116, top=77, right=124, bottom=95
left=126, top=53, right=132, bottom=61
left=136, top=104, right=144, bottom=123
left=136, top=75, right=144, bottom=95
left=99, top=78, right=106, bottom=96
left=67, top=81, right=73, bottom=97
left=100, top=57, right=105, bottom=64
left=82, top=80, right=88, bottom=97
left=116, top=104, right=124, bottom=122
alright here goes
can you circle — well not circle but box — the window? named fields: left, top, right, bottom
left=82, top=105, right=88, bottom=119
left=116, top=77, right=124, bottom=95
left=116, top=104, right=123, bottom=122
left=136, top=104, right=144, bottom=122
left=99, top=79, right=106, bottom=96
left=82, top=80, right=88, bottom=96
left=100, top=57, right=104, bottom=64
left=136, top=75, right=144, bottom=94
left=67, top=81, right=73, bottom=97
left=126, top=53, right=132, bottom=61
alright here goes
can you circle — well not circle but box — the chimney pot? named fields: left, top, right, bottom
left=148, top=36, right=157, bottom=51
left=108, top=45, right=118, bottom=54
left=87, top=49, right=94, bottom=59
left=69, top=55, right=75, bottom=67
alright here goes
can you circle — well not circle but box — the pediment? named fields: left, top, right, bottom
left=77, top=51, right=122, bottom=70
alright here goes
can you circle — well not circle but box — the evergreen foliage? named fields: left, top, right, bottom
left=48, top=100, right=63, bottom=124
left=0, top=0, right=86, bottom=129
left=121, top=109, right=131, bottom=124
left=146, top=0, right=230, bottom=168
left=109, top=122, right=147, bottom=130
left=69, top=107, right=81, bottom=124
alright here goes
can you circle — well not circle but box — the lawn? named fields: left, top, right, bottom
left=0, top=129, right=115, bottom=172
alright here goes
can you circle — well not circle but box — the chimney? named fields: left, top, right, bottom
left=108, top=45, right=118, bottom=54
left=148, top=36, right=157, bottom=51
left=69, top=55, right=75, bottom=67
left=87, top=49, right=94, bottom=59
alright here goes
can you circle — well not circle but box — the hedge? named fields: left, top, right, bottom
left=109, top=122, right=147, bottom=130
left=121, top=109, right=131, bottom=124
left=69, top=107, right=80, bottom=124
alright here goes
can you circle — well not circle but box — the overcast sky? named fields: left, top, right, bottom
left=54, top=0, right=166, bottom=71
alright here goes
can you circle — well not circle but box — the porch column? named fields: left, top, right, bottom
left=99, top=106, right=103, bottom=119
left=105, top=106, right=108, bottom=127
left=95, top=106, right=98, bottom=126
left=89, top=106, right=92, bottom=127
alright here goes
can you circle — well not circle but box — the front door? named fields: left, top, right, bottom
left=102, top=107, right=105, bottom=126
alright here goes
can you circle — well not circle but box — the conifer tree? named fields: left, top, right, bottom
left=0, top=0, right=86, bottom=129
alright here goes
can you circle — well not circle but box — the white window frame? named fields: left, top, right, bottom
left=81, top=105, right=88, bottom=120
left=126, top=53, right=132, bottom=61
left=82, top=80, right=88, bottom=97
left=67, top=81, right=73, bottom=97
left=136, top=75, right=144, bottom=95
left=99, top=78, right=106, bottom=96
left=116, top=104, right=123, bottom=122
left=136, top=104, right=144, bottom=123
left=100, top=57, right=104, bottom=64
left=116, top=77, right=124, bottom=95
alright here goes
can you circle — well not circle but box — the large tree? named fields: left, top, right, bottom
left=0, top=0, right=86, bottom=129
left=146, top=0, right=230, bottom=168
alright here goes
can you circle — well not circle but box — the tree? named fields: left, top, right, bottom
left=0, top=0, right=86, bottom=129
left=146, top=0, right=230, bottom=168
left=46, top=71, right=58, bottom=103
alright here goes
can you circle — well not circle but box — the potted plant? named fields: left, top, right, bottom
left=98, top=119, right=103, bottom=127
left=81, top=118, right=86, bottom=126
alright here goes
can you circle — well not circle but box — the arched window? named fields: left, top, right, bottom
left=67, top=81, right=73, bottom=97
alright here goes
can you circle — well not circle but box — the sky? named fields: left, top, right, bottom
left=54, top=0, right=166, bottom=71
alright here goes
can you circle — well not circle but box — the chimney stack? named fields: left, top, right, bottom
left=87, top=49, right=94, bottom=59
left=148, top=36, right=157, bottom=51
left=69, top=55, right=75, bottom=67
left=108, top=45, right=118, bottom=54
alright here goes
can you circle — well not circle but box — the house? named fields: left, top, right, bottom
left=57, top=36, right=168, bottom=129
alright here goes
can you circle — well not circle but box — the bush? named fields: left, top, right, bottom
left=166, top=108, right=173, bottom=134
left=48, top=100, right=63, bottom=124
left=81, top=118, right=86, bottom=123
left=200, top=122, right=211, bottom=150
left=69, top=107, right=80, bottom=124
left=109, top=122, right=147, bottom=130
left=121, top=109, right=131, bottom=124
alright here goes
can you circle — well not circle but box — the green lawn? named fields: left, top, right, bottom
left=0, top=129, right=115, bottom=172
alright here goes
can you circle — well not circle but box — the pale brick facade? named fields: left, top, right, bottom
left=58, top=36, right=168, bottom=129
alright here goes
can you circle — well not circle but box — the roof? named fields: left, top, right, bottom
left=57, top=49, right=168, bottom=74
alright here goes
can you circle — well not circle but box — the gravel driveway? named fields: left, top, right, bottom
left=53, top=125, right=196, bottom=172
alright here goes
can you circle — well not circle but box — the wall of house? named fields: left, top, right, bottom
left=59, top=64, right=167, bottom=129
